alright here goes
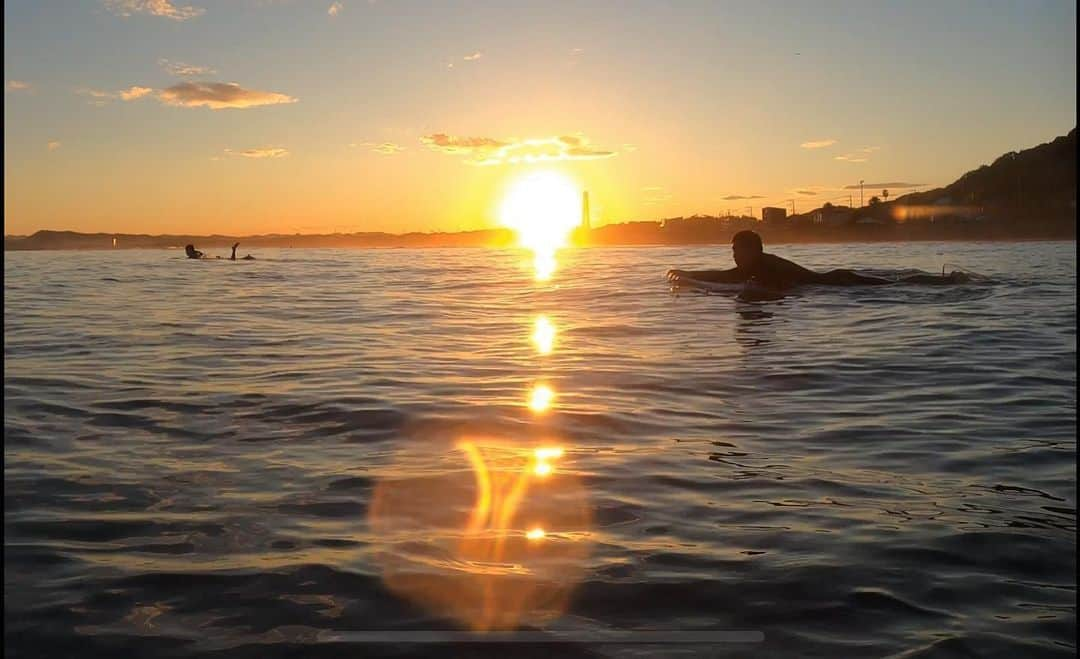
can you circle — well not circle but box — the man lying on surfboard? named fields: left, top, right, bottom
left=667, top=230, right=968, bottom=291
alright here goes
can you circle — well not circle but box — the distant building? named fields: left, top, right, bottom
left=761, top=206, right=787, bottom=224
left=813, top=208, right=854, bottom=227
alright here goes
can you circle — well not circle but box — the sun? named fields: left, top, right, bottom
left=498, top=170, right=581, bottom=279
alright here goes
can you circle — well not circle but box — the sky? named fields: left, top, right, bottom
left=4, top=0, right=1076, bottom=236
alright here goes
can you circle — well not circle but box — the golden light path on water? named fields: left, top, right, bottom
left=369, top=172, right=591, bottom=632
left=528, top=383, right=555, bottom=413
left=532, top=315, right=556, bottom=355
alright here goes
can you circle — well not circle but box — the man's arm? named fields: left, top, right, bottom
left=667, top=268, right=747, bottom=283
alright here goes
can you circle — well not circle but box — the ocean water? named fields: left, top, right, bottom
left=4, top=241, right=1076, bottom=658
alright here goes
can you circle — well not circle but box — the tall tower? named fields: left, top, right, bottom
left=581, top=191, right=590, bottom=230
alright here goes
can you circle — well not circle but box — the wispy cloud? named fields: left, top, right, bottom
left=328, top=2, right=342, bottom=16
left=224, top=147, right=289, bottom=159
left=371, top=142, right=404, bottom=154
left=47, top=141, right=61, bottom=151
left=103, top=0, right=204, bottom=21
left=795, top=189, right=818, bottom=196
left=120, top=86, right=153, bottom=100
left=448, top=51, right=483, bottom=68
left=158, top=82, right=297, bottom=109
left=350, top=141, right=404, bottom=154
left=622, top=143, right=638, bottom=152
left=800, top=139, right=836, bottom=149
left=570, top=48, right=584, bottom=56
left=158, top=59, right=215, bottom=77
left=835, top=146, right=880, bottom=162
left=77, top=85, right=155, bottom=104
left=843, top=181, right=924, bottom=190
left=421, top=133, right=616, bottom=165
left=7, top=80, right=32, bottom=92
left=722, top=194, right=765, bottom=200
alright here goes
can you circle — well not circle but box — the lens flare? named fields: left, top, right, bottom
left=498, top=170, right=580, bottom=281
left=528, top=384, right=554, bottom=413
left=368, top=440, right=592, bottom=631
left=531, top=315, right=556, bottom=355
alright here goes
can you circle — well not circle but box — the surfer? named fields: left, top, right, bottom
left=185, top=243, right=254, bottom=260
left=231, top=242, right=255, bottom=260
left=667, top=230, right=968, bottom=291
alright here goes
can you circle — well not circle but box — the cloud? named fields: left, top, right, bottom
left=835, top=146, right=880, bottom=162
left=158, top=59, right=215, bottom=77
left=463, top=51, right=483, bottom=61
left=795, top=190, right=818, bottom=196
left=224, top=147, right=289, bottom=159
left=421, top=133, right=616, bottom=165
left=158, top=82, right=297, bottom=109
left=7, top=80, right=31, bottom=92
left=371, top=142, right=404, bottom=154
left=77, top=85, right=154, bottom=104
left=842, top=181, right=924, bottom=190
left=47, top=141, right=61, bottom=151
left=352, top=141, right=404, bottom=154
left=120, top=86, right=153, bottom=100
left=800, top=139, right=836, bottom=149
left=622, top=143, right=638, bottom=152
left=722, top=194, right=765, bottom=200
left=328, top=2, right=342, bottom=15
left=103, top=0, right=204, bottom=20
left=570, top=48, right=584, bottom=56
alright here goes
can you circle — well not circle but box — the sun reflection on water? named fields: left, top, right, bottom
left=531, top=315, right=556, bottom=355
left=528, top=383, right=555, bottom=413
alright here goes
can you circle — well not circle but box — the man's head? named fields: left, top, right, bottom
left=732, top=230, right=763, bottom=270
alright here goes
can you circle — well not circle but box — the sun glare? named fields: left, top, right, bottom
left=498, top=170, right=581, bottom=280
left=532, top=315, right=556, bottom=355
left=528, top=383, right=555, bottom=413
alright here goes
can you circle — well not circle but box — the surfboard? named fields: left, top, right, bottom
left=671, top=276, right=785, bottom=300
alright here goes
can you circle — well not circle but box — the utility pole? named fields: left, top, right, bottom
left=787, top=199, right=795, bottom=216
left=746, top=206, right=753, bottom=219
left=859, top=180, right=865, bottom=208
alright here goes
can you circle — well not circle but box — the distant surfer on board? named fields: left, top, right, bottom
left=229, top=242, right=255, bottom=260
left=667, top=230, right=968, bottom=293
left=184, top=242, right=255, bottom=260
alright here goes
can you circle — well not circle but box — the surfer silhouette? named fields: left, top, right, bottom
left=667, top=230, right=968, bottom=291
left=185, top=243, right=254, bottom=260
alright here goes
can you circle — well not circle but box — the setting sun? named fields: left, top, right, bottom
left=498, top=170, right=581, bottom=280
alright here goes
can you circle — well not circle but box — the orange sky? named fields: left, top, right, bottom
left=4, top=1, right=1076, bottom=236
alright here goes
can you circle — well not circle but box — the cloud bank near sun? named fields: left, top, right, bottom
left=421, top=133, right=616, bottom=165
